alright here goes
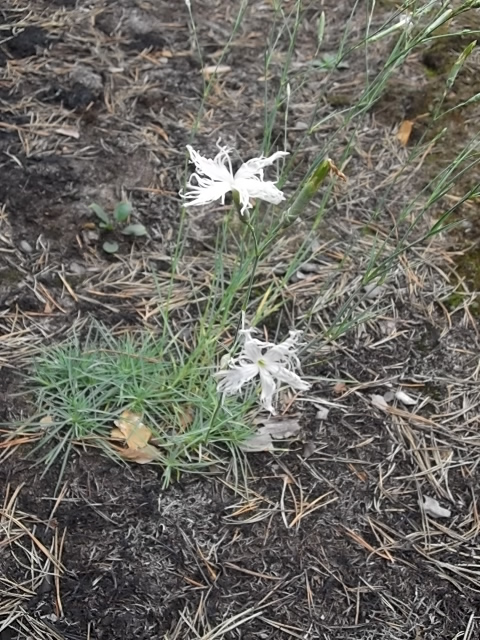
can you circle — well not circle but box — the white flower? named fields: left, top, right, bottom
left=216, top=329, right=310, bottom=413
left=182, top=143, right=288, bottom=215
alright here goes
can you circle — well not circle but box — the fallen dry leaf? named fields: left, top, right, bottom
left=258, top=417, right=302, bottom=440
left=241, top=417, right=302, bottom=453
left=110, top=410, right=162, bottom=464
left=110, top=443, right=160, bottom=464
left=151, top=124, right=169, bottom=142
left=239, top=431, right=274, bottom=453
left=112, top=409, right=152, bottom=449
left=178, top=405, right=194, bottom=432
left=396, top=120, right=414, bottom=146
left=110, top=427, right=125, bottom=440
left=328, top=159, right=347, bottom=181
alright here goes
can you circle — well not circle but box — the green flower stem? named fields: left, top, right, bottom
left=230, top=191, right=261, bottom=344
left=207, top=192, right=260, bottom=435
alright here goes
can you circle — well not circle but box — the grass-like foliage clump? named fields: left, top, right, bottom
left=27, top=323, right=253, bottom=486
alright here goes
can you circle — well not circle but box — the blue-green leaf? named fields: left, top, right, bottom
left=102, top=241, right=119, bottom=253
left=121, top=223, right=147, bottom=237
left=89, top=203, right=110, bottom=225
left=114, top=201, right=132, bottom=223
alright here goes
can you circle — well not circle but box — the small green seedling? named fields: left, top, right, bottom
left=89, top=201, right=148, bottom=254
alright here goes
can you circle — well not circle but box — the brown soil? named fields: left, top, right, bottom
left=1, top=1, right=480, bottom=639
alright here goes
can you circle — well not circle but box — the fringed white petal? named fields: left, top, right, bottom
left=236, top=151, right=289, bottom=180
left=235, top=178, right=286, bottom=206
left=258, top=369, right=277, bottom=414
left=186, top=145, right=233, bottom=183
left=268, top=364, right=310, bottom=391
left=182, top=179, right=231, bottom=207
left=216, top=363, right=259, bottom=395
left=242, top=333, right=264, bottom=363
left=265, top=331, right=303, bottom=365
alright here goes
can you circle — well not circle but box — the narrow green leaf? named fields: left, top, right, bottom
left=446, top=40, right=476, bottom=90
left=317, top=12, right=325, bottom=49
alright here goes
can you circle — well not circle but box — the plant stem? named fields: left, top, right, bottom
left=207, top=204, right=261, bottom=436
left=232, top=220, right=260, bottom=341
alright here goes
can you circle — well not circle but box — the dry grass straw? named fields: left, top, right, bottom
left=0, top=484, right=65, bottom=639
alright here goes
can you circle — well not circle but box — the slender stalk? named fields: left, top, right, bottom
left=233, top=220, right=260, bottom=340
left=207, top=201, right=261, bottom=436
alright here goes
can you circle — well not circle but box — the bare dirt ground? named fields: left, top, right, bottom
left=1, top=1, right=480, bottom=639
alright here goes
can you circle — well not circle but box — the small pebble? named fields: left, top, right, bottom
left=84, top=230, right=99, bottom=242
left=316, top=407, right=330, bottom=420
left=19, top=240, right=33, bottom=253
left=303, top=441, right=316, bottom=459
left=69, top=261, right=86, bottom=276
